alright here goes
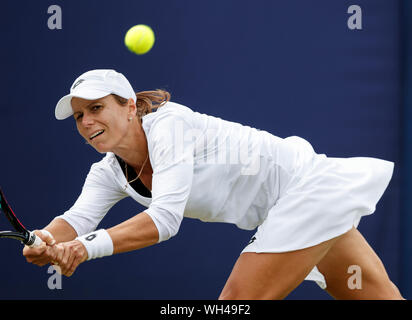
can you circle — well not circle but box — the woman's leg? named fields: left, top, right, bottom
left=317, top=227, right=404, bottom=300
left=218, top=236, right=339, bottom=300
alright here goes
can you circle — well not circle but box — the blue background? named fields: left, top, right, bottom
left=0, top=0, right=408, bottom=299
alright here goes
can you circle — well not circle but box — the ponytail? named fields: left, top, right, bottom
left=112, top=89, right=171, bottom=117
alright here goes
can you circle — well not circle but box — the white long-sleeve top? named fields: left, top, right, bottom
left=56, top=102, right=309, bottom=242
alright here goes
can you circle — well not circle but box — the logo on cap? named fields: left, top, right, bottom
left=72, top=79, right=85, bottom=90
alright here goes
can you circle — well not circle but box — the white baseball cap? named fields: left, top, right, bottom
left=55, top=69, right=136, bottom=120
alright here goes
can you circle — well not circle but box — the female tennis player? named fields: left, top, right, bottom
left=23, top=69, right=404, bottom=300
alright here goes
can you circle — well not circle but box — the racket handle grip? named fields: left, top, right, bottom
left=27, top=231, right=43, bottom=248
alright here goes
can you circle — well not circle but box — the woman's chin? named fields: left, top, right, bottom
left=91, top=142, right=111, bottom=154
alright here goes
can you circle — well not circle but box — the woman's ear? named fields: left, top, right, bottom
left=127, top=98, right=137, bottom=117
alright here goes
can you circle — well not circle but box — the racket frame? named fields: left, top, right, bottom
left=0, top=188, right=37, bottom=246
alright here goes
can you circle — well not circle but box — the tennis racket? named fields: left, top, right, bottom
left=0, top=187, right=41, bottom=247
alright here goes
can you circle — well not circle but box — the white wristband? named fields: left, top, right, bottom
left=76, top=229, right=113, bottom=261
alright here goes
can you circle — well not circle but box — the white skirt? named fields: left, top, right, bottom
left=241, top=138, right=394, bottom=289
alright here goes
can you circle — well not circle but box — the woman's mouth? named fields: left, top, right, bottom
left=89, top=129, right=105, bottom=141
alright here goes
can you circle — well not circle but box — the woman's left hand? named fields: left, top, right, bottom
left=51, top=240, right=88, bottom=277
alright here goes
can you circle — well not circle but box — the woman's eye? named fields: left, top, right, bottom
left=76, top=114, right=83, bottom=120
left=92, top=105, right=102, bottom=111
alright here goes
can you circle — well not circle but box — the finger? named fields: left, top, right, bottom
left=55, top=244, right=73, bottom=275
left=60, top=250, right=72, bottom=275
left=23, top=243, right=47, bottom=263
left=23, top=243, right=46, bottom=256
left=49, top=246, right=63, bottom=274
left=34, top=229, right=56, bottom=246
left=63, top=257, right=76, bottom=277
left=67, top=248, right=81, bottom=276
left=27, top=249, right=52, bottom=266
left=31, top=258, right=50, bottom=267
left=26, top=249, right=55, bottom=266
left=45, top=245, right=59, bottom=263
left=66, top=259, right=79, bottom=277
left=61, top=245, right=71, bottom=265
left=54, top=244, right=65, bottom=266
left=29, top=244, right=60, bottom=266
left=65, top=248, right=84, bottom=277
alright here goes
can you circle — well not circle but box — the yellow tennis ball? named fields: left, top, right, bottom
left=124, top=24, right=155, bottom=55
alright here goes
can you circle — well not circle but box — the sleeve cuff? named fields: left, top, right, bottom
left=52, top=215, right=87, bottom=237
left=144, top=208, right=170, bottom=243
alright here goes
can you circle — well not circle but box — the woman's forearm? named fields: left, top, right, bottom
left=43, top=218, right=78, bottom=243
left=107, top=211, right=159, bottom=254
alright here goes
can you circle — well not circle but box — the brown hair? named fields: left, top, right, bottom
left=112, top=89, right=171, bottom=117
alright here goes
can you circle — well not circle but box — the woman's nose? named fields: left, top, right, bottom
left=81, top=113, right=94, bottom=127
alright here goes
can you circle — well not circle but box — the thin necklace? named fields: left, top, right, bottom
left=124, top=154, right=149, bottom=190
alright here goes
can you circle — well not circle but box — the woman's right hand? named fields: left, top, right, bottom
left=23, top=230, right=57, bottom=267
